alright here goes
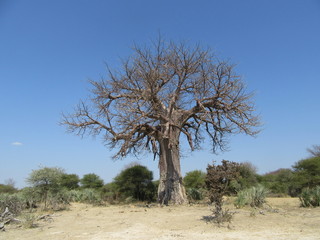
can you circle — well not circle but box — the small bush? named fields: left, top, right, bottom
left=299, top=186, right=320, bottom=207
left=186, top=188, right=204, bottom=201
left=0, top=184, right=18, bottom=194
left=206, top=160, right=240, bottom=215
left=0, top=193, right=26, bottom=215
left=68, top=189, right=103, bottom=205
left=234, top=190, right=248, bottom=208
left=20, top=187, right=41, bottom=211
left=206, top=160, right=240, bottom=225
left=234, top=185, right=268, bottom=208
left=184, top=170, right=206, bottom=189
left=47, top=189, right=70, bottom=210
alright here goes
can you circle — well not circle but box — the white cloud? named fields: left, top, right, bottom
left=12, top=142, right=23, bottom=146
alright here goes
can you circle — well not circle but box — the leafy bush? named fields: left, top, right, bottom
left=101, top=182, right=119, bottom=203
left=0, top=184, right=18, bottom=194
left=184, top=170, right=206, bottom=189
left=299, top=186, right=320, bottom=207
left=234, top=185, right=268, bottom=208
left=47, top=188, right=70, bottom=210
left=184, top=170, right=206, bottom=201
left=231, top=162, right=259, bottom=193
left=20, top=187, right=41, bottom=210
left=68, top=189, right=103, bottom=205
left=291, top=157, right=320, bottom=195
left=186, top=188, right=204, bottom=201
left=0, top=193, right=25, bottom=215
left=258, top=168, right=293, bottom=196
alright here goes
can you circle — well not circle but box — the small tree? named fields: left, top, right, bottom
left=114, top=165, right=156, bottom=202
left=80, top=173, right=104, bottom=189
left=206, top=160, right=240, bottom=218
left=291, top=157, right=320, bottom=195
left=27, top=167, right=64, bottom=208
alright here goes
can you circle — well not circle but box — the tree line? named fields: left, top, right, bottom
left=1, top=145, right=320, bottom=208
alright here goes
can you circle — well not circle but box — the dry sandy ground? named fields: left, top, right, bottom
left=1, top=198, right=320, bottom=240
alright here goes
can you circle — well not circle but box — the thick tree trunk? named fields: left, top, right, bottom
left=157, top=137, right=187, bottom=205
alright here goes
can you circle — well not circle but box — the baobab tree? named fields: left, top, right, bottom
left=62, top=39, right=260, bottom=205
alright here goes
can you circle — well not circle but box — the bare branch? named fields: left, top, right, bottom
left=62, top=38, right=260, bottom=158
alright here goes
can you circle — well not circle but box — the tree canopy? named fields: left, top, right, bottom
left=113, top=164, right=155, bottom=201
left=80, top=173, right=104, bottom=189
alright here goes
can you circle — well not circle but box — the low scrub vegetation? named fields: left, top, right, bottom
left=299, top=186, right=320, bottom=207
left=234, top=185, right=268, bottom=208
left=184, top=170, right=206, bottom=201
left=1, top=146, right=320, bottom=231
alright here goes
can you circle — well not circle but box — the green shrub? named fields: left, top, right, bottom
left=184, top=170, right=206, bottom=189
left=68, top=189, right=83, bottom=202
left=258, top=168, right=293, bottom=196
left=299, top=186, right=320, bottom=207
left=234, top=185, right=268, bottom=208
left=186, top=188, right=204, bottom=201
left=291, top=157, right=320, bottom=195
left=47, top=188, right=70, bottom=210
left=234, top=190, right=249, bottom=208
left=184, top=170, right=206, bottom=201
left=68, top=189, right=102, bottom=205
left=0, top=184, right=18, bottom=194
left=236, top=162, right=259, bottom=191
left=20, top=187, right=41, bottom=210
left=0, top=193, right=25, bottom=215
left=101, top=182, right=119, bottom=203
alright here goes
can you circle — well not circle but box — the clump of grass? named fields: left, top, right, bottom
left=234, top=185, right=268, bottom=208
left=299, top=186, right=320, bottom=207
left=20, top=213, right=38, bottom=228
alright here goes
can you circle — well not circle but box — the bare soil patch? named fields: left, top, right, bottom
left=1, top=198, right=320, bottom=240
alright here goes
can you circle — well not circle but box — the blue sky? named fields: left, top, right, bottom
left=1, top=0, right=319, bottom=188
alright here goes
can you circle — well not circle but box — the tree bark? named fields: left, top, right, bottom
left=157, top=136, right=187, bottom=205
